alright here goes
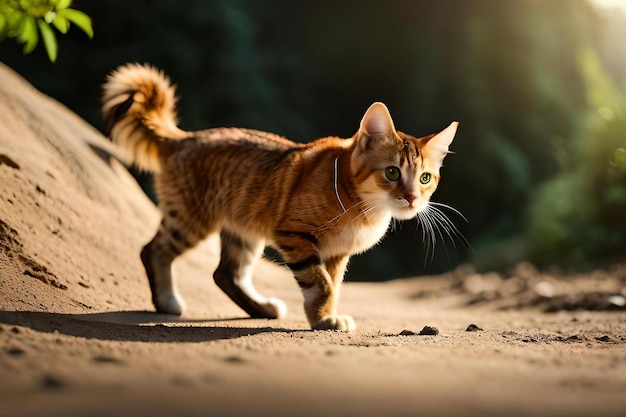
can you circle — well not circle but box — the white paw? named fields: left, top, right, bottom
left=155, top=292, right=186, bottom=316
left=265, top=297, right=288, bottom=319
left=312, top=314, right=356, bottom=331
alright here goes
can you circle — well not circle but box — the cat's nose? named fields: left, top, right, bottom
left=404, top=193, right=417, bottom=206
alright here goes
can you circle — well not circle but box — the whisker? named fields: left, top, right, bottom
left=426, top=207, right=451, bottom=261
left=315, top=200, right=363, bottom=232
left=416, top=209, right=437, bottom=266
left=414, top=201, right=472, bottom=267
left=427, top=207, right=458, bottom=263
left=429, top=201, right=469, bottom=223
left=428, top=204, right=472, bottom=250
left=427, top=207, right=459, bottom=250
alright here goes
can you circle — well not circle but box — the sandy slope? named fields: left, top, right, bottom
left=0, top=62, right=625, bottom=417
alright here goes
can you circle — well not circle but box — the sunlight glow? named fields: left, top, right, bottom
left=591, top=0, right=626, bottom=13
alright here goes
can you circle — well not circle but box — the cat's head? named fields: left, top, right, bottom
left=351, top=102, right=458, bottom=220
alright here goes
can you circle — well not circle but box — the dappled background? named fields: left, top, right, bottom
left=2, top=0, right=625, bottom=280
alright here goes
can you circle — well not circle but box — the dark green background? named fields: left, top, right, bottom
left=2, top=0, right=625, bottom=280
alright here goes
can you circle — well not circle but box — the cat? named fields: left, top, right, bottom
left=102, top=63, right=458, bottom=331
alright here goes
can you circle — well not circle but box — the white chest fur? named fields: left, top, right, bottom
left=319, top=212, right=392, bottom=259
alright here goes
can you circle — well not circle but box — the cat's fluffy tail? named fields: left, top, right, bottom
left=102, top=63, right=190, bottom=172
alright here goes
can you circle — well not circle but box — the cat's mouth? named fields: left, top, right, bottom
left=390, top=198, right=427, bottom=220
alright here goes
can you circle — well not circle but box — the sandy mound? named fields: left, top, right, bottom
left=0, top=62, right=161, bottom=314
left=0, top=62, right=625, bottom=417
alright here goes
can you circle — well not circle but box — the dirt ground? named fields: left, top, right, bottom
left=0, top=62, right=625, bottom=417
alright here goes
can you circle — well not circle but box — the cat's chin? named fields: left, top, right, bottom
left=390, top=200, right=429, bottom=220
left=391, top=206, right=420, bottom=220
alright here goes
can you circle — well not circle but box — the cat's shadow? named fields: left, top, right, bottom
left=0, top=310, right=296, bottom=343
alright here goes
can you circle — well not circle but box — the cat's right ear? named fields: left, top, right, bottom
left=357, top=102, right=396, bottom=151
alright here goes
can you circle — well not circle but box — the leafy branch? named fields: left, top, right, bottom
left=0, top=0, right=93, bottom=62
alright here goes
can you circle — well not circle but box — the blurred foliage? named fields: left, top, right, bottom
left=0, top=0, right=92, bottom=62
left=0, top=0, right=624, bottom=279
left=526, top=48, right=626, bottom=268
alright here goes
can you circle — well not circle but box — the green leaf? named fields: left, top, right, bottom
left=37, top=19, right=57, bottom=62
left=56, top=8, right=92, bottom=38
left=51, top=14, right=69, bottom=34
left=6, top=10, right=24, bottom=37
left=18, top=15, right=38, bottom=54
left=53, top=0, right=73, bottom=11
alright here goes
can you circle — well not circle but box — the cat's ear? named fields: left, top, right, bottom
left=357, top=102, right=396, bottom=151
left=421, top=121, right=458, bottom=166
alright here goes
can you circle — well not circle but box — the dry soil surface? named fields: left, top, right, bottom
left=0, top=62, right=625, bottom=417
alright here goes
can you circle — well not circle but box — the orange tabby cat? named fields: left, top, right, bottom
left=102, top=63, right=458, bottom=331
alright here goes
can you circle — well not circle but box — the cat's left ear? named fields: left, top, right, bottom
left=357, top=102, right=397, bottom=151
left=421, top=121, right=458, bottom=166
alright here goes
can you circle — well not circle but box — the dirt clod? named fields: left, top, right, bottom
left=418, top=326, right=439, bottom=336
left=7, top=347, right=25, bottom=356
left=466, top=324, right=483, bottom=332
left=41, top=375, right=64, bottom=390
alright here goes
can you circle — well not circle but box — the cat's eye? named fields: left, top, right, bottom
left=384, top=166, right=401, bottom=182
left=420, top=173, right=431, bottom=184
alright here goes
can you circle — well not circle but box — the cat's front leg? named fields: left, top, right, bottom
left=290, top=256, right=355, bottom=331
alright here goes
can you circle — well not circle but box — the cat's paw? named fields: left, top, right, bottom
left=154, top=292, right=186, bottom=316
left=312, top=315, right=356, bottom=331
left=265, top=297, right=288, bottom=319
left=248, top=297, right=287, bottom=319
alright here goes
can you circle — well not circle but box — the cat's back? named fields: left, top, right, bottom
left=166, top=127, right=302, bottom=171
left=194, top=127, right=298, bottom=152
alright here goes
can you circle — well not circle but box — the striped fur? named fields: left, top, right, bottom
left=102, top=63, right=458, bottom=331
left=102, top=63, right=190, bottom=171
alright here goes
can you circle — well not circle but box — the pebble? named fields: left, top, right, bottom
left=7, top=347, right=25, bottom=356
left=398, top=326, right=439, bottom=336
left=41, top=375, right=64, bottom=390
left=466, top=324, right=483, bottom=332
left=608, top=295, right=625, bottom=307
left=418, top=326, right=439, bottom=336
left=534, top=281, right=555, bottom=298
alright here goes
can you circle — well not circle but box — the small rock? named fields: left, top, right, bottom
left=463, top=274, right=485, bottom=294
left=418, top=326, right=439, bottom=336
left=10, top=327, right=20, bottom=334
left=466, top=324, right=483, bottom=332
left=534, top=281, right=555, bottom=298
left=7, top=347, right=25, bottom=356
left=41, top=375, right=64, bottom=390
left=0, top=154, right=20, bottom=170
left=595, top=335, right=612, bottom=343
left=224, top=355, right=246, bottom=364
left=399, top=329, right=417, bottom=336
left=92, top=355, right=123, bottom=364
left=608, top=295, right=625, bottom=308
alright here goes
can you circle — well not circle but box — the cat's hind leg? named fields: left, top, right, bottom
left=213, top=229, right=287, bottom=319
left=141, top=220, right=194, bottom=315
